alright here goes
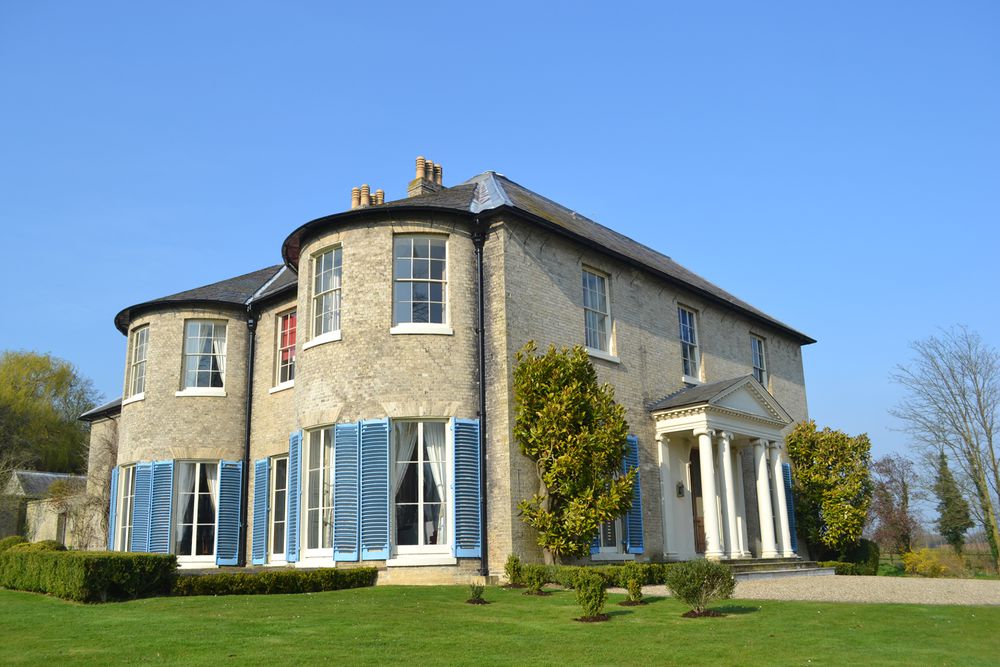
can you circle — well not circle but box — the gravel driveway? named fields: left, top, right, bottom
left=621, top=576, right=1000, bottom=605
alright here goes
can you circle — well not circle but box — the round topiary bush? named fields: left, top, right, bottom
left=574, top=570, right=608, bottom=622
left=664, top=559, right=735, bottom=617
left=0, top=535, right=28, bottom=553
left=521, top=564, right=548, bottom=595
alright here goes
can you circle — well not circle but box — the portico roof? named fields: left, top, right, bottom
left=648, top=375, right=793, bottom=429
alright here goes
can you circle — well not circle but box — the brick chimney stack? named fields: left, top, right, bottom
left=407, top=155, right=444, bottom=197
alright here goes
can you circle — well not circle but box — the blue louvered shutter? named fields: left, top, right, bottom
left=590, top=532, right=600, bottom=556
left=215, top=460, right=243, bottom=566
left=130, top=462, right=153, bottom=552
left=452, top=418, right=481, bottom=558
left=333, top=422, right=360, bottom=561
left=360, top=418, right=390, bottom=560
left=251, top=459, right=269, bottom=565
left=623, top=435, right=644, bottom=554
left=286, top=431, right=302, bottom=563
left=107, top=466, right=119, bottom=551
left=148, top=461, right=174, bottom=553
left=782, top=462, right=798, bottom=553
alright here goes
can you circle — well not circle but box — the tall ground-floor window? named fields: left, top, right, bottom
left=270, top=456, right=288, bottom=559
left=117, top=465, right=136, bottom=551
left=305, top=427, right=334, bottom=555
left=393, top=421, right=448, bottom=552
left=173, top=461, right=218, bottom=558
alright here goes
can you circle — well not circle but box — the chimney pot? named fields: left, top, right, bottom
left=434, top=163, right=442, bottom=185
left=351, top=186, right=361, bottom=210
left=375, top=189, right=384, bottom=205
left=424, top=160, right=435, bottom=181
left=360, top=184, right=371, bottom=207
left=415, top=156, right=426, bottom=180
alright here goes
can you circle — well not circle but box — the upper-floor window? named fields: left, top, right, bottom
left=393, top=236, right=447, bottom=325
left=582, top=269, right=610, bottom=353
left=276, top=310, right=296, bottom=385
left=678, top=306, right=700, bottom=381
left=182, top=321, right=226, bottom=389
left=751, top=335, right=767, bottom=387
left=126, top=326, right=149, bottom=397
left=312, top=248, right=342, bottom=338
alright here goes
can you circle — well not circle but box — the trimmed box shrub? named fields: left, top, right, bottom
left=521, top=564, right=548, bottom=594
left=171, top=567, right=378, bottom=596
left=619, top=561, right=644, bottom=603
left=574, top=570, right=608, bottom=620
left=664, top=559, right=735, bottom=616
left=0, top=536, right=27, bottom=553
left=0, top=550, right=177, bottom=602
left=504, top=553, right=523, bottom=586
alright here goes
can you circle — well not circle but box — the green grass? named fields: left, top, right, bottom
left=1, top=586, right=998, bottom=666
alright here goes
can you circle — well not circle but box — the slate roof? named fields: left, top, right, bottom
left=646, top=376, right=752, bottom=412
left=7, top=470, right=86, bottom=498
left=114, top=265, right=285, bottom=333
left=78, top=397, right=122, bottom=422
left=280, top=171, right=814, bottom=344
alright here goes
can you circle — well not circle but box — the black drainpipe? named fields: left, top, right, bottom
left=238, top=303, right=257, bottom=567
left=472, top=218, right=489, bottom=577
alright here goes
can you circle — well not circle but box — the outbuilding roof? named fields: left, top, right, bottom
left=78, top=397, right=122, bottom=422
left=5, top=470, right=87, bottom=498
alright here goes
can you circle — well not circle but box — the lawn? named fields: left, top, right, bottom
left=1, top=586, right=998, bottom=666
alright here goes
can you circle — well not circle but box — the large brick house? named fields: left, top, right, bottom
left=87, top=157, right=815, bottom=580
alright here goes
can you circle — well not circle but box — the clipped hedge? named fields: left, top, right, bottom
left=843, top=539, right=880, bottom=576
left=172, top=567, right=378, bottom=596
left=0, top=550, right=177, bottom=602
left=7, top=540, right=67, bottom=553
left=0, top=536, right=28, bottom=553
left=819, top=560, right=863, bottom=575
left=541, top=562, right=677, bottom=589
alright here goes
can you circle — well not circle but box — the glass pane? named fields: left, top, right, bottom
left=322, top=508, right=333, bottom=548
left=424, top=503, right=442, bottom=545
left=197, top=494, right=214, bottom=522
left=395, top=462, right=418, bottom=504
left=413, top=239, right=428, bottom=259
left=176, top=525, right=192, bottom=555
left=196, top=525, right=215, bottom=556
left=430, top=260, right=444, bottom=281
left=423, top=463, right=443, bottom=503
left=308, top=470, right=320, bottom=508
left=394, top=237, right=411, bottom=258
left=394, top=258, right=410, bottom=279
left=307, top=509, right=319, bottom=549
left=275, top=459, right=287, bottom=490
left=395, top=504, right=418, bottom=545
left=274, top=489, right=286, bottom=519
left=272, top=522, right=285, bottom=554
left=394, top=302, right=410, bottom=326
left=429, top=240, right=445, bottom=259
left=412, top=302, right=429, bottom=323
left=429, top=304, right=443, bottom=323
left=412, top=283, right=428, bottom=301
left=429, top=283, right=442, bottom=302
left=177, top=463, right=196, bottom=493
left=394, top=282, right=411, bottom=303
left=181, top=496, right=194, bottom=523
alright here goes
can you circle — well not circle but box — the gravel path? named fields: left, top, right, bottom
left=616, top=576, right=1000, bottom=606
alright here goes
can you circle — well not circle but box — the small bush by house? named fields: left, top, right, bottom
left=664, top=559, right=735, bottom=615
left=0, top=550, right=177, bottom=602
left=504, top=553, right=523, bottom=585
left=902, top=549, right=947, bottom=578
left=574, top=569, right=608, bottom=620
left=171, top=567, right=377, bottom=596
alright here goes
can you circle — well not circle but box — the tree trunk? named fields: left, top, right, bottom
left=971, top=468, right=1000, bottom=570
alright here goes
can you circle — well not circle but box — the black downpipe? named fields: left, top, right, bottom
left=472, top=220, right=489, bottom=577
left=238, top=305, right=257, bottom=567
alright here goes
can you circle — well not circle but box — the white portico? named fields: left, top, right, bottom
left=649, top=376, right=797, bottom=561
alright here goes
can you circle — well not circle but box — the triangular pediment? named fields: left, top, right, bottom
left=712, top=379, right=791, bottom=424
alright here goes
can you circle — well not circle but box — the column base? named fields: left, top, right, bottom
left=704, top=550, right=725, bottom=560
left=760, top=550, right=780, bottom=559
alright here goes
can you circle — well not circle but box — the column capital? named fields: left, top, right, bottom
left=752, top=437, right=768, bottom=449
left=715, top=430, right=734, bottom=443
left=692, top=428, right=715, bottom=438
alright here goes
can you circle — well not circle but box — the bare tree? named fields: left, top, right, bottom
left=891, top=327, right=1000, bottom=570
left=870, top=453, right=921, bottom=555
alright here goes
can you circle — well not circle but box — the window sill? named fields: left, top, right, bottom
left=390, top=323, right=454, bottom=336
left=591, top=552, right=636, bottom=562
left=177, top=557, right=217, bottom=569
left=175, top=388, right=227, bottom=397
left=121, top=393, right=145, bottom=406
left=302, top=330, right=341, bottom=351
left=269, top=381, right=294, bottom=394
left=682, top=375, right=702, bottom=386
left=386, top=553, right=457, bottom=567
left=586, top=347, right=620, bottom=364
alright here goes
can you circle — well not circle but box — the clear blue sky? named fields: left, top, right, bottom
left=1, top=2, right=997, bottom=461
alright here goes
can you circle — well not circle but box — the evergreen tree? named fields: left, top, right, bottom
left=933, top=451, right=973, bottom=555
left=513, top=342, right=635, bottom=564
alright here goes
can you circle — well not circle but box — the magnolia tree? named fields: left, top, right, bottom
left=513, top=342, right=635, bottom=565
left=785, top=420, right=873, bottom=558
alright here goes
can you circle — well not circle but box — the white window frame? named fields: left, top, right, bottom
left=390, top=235, right=452, bottom=335
left=591, top=517, right=635, bottom=561
left=125, top=326, right=148, bottom=402
left=302, top=427, right=335, bottom=559
left=269, top=456, right=289, bottom=562
left=273, top=309, right=296, bottom=390
left=391, top=420, right=451, bottom=558
left=172, top=460, right=219, bottom=564
left=177, top=320, right=227, bottom=396
left=678, top=306, right=701, bottom=384
left=582, top=268, right=612, bottom=355
left=116, top=465, right=136, bottom=551
left=751, top=335, right=768, bottom=388
left=308, top=247, right=342, bottom=348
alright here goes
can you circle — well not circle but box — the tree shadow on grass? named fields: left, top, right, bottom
left=712, top=604, right=760, bottom=615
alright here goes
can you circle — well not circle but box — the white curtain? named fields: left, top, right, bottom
left=174, top=463, right=195, bottom=553
left=204, top=463, right=219, bottom=516
left=392, top=422, right=418, bottom=499
left=212, top=326, right=227, bottom=377
left=424, top=423, right=447, bottom=544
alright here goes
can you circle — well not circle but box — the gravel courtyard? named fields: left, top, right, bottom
left=626, top=576, right=1000, bottom=605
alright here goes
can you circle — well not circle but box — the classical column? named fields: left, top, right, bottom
left=717, top=432, right=739, bottom=558
left=754, top=439, right=779, bottom=558
left=733, top=446, right=750, bottom=557
left=770, top=442, right=794, bottom=557
left=656, top=434, right=675, bottom=560
left=694, top=429, right=723, bottom=559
